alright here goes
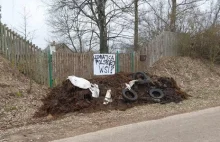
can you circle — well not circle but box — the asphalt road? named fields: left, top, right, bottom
left=52, top=107, right=220, bottom=142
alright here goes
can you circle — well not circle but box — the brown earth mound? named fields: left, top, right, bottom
left=34, top=72, right=189, bottom=117
left=147, top=56, right=220, bottom=97
left=0, top=55, right=48, bottom=129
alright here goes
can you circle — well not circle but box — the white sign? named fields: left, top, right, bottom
left=93, top=54, right=116, bottom=75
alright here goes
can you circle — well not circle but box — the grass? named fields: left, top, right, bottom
left=16, top=91, right=23, bottom=97
left=4, top=106, right=17, bottom=112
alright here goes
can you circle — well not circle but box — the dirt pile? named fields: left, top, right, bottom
left=0, top=55, right=48, bottom=129
left=147, top=56, right=220, bottom=97
left=34, top=72, right=189, bottom=117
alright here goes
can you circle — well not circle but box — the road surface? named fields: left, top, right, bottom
left=52, top=107, right=220, bottom=142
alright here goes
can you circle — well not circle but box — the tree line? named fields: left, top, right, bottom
left=44, top=0, right=220, bottom=55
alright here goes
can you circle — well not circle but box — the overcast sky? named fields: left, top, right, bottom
left=0, top=0, right=215, bottom=50
left=0, top=0, right=49, bottom=49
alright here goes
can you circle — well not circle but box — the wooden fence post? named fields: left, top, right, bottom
left=116, top=51, right=120, bottom=73
left=0, top=23, right=2, bottom=54
left=131, top=52, right=134, bottom=73
left=48, top=45, right=53, bottom=88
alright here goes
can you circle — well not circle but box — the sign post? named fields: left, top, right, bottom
left=48, top=42, right=55, bottom=88
left=116, top=51, right=120, bottom=73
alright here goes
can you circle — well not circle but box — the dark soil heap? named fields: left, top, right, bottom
left=34, top=72, right=190, bottom=117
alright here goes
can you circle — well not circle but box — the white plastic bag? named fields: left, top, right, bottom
left=67, top=76, right=91, bottom=89
left=103, top=89, right=112, bottom=105
left=89, top=84, right=100, bottom=98
left=67, top=76, right=100, bottom=98
left=125, top=80, right=138, bottom=90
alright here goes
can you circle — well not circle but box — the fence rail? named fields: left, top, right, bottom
left=0, top=22, right=182, bottom=87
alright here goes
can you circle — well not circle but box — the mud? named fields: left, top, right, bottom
left=34, top=72, right=190, bottom=117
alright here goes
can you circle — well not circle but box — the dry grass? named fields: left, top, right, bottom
left=1, top=56, right=220, bottom=142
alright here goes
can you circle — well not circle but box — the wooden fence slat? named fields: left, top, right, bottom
left=90, top=52, right=93, bottom=78
left=61, top=52, right=64, bottom=82
left=59, top=52, right=61, bottom=81
left=0, top=23, right=2, bottom=53
left=4, top=26, right=8, bottom=58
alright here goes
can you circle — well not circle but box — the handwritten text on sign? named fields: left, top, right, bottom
left=93, top=54, right=116, bottom=75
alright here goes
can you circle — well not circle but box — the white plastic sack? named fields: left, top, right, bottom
left=67, top=76, right=100, bottom=98
left=89, top=84, right=100, bottom=98
left=129, top=80, right=138, bottom=87
left=125, top=80, right=138, bottom=90
left=67, top=76, right=91, bottom=89
left=103, top=89, right=112, bottom=105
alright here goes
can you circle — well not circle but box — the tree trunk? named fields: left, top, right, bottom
left=170, top=0, right=177, bottom=32
left=134, top=0, right=139, bottom=52
left=98, top=0, right=108, bottom=53
left=77, top=28, right=83, bottom=53
left=99, top=23, right=108, bottom=53
left=79, top=38, right=83, bottom=53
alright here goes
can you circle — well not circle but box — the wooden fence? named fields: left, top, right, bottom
left=0, top=23, right=49, bottom=85
left=144, top=31, right=180, bottom=67
left=51, top=31, right=181, bottom=85
left=0, top=22, right=182, bottom=87
left=52, top=52, right=147, bottom=85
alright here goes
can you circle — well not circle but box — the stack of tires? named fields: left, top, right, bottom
left=122, top=72, right=164, bottom=102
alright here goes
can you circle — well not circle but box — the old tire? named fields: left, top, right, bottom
left=122, top=89, right=138, bottom=102
left=133, top=72, right=151, bottom=84
left=149, top=88, right=164, bottom=99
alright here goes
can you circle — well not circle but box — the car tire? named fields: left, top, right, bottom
left=122, top=88, right=138, bottom=102
left=133, top=72, right=151, bottom=84
left=149, top=88, right=164, bottom=99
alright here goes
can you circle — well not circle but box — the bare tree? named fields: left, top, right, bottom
left=48, top=7, right=90, bottom=52
left=17, top=7, right=35, bottom=41
left=17, top=7, right=36, bottom=93
left=170, top=0, right=177, bottom=32
left=46, top=0, right=133, bottom=53
left=139, top=0, right=208, bottom=41
left=134, top=0, right=139, bottom=51
left=211, top=0, right=220, bottom=26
